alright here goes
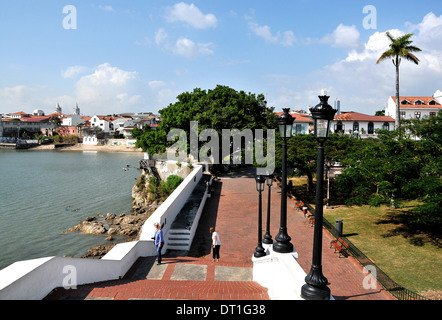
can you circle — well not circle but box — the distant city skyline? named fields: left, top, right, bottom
left=0, top=1, right=441, bottom=116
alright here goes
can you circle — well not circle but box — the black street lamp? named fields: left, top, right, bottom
left=254, top=175, right=267, bottom=258
left=301, top=91, right=337, bottom=300
left=262, top=174, right=274, bottom=245
left=273, top=108, right=295, bottom=254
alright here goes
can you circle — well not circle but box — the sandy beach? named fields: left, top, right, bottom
left=32, top=143, right=145, bottom=153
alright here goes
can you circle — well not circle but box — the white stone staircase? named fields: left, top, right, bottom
left=167, top=229, right=191, bottom=251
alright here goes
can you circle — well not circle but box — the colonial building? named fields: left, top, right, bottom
left=1, top=114, right=56, bottom=138
left=90, top=115, right=117, bottom=133
left=275, top=111, right=313, bottom=135
left=385, top=90, right=442, bottom=120
left=331, top=112, right=395, bottom=138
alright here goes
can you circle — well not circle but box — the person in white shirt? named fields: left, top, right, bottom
left=210, top=227, right=221, bottom=262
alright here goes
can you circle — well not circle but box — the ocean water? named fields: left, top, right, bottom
left=0, top=150, right=143, bottom=270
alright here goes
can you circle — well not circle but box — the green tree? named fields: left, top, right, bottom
left=336, top=134, right=424, bottom=206
left=135, top=85, right=277, bottom=163
left=283, top=134, right=317, bottom=192
left=401, top=111, right=442, bottom=230
left=376, top=32, right=421, bottom=131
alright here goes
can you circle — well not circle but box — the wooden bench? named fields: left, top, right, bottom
left=302, top=206, right=309, bottom=217
left=308, top=215, right=315, bottom=227
left=330, top=237, right=349, bottom=258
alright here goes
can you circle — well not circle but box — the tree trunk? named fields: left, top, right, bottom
left=306, top=170, right=314, bottom=194
left=395, top=56, right=401, bottom=133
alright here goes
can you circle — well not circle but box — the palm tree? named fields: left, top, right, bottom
left=376, top=32, right=421, bottom=131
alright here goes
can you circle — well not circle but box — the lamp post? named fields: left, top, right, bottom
left=263, top=174, right=274, bottom=245
left=273, top=108, right=295, bottom=254
left=254, top=175, right=266, bottom=258
left=301, top=91, right=337, bottom=300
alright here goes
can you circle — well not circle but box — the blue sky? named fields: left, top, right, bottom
left=0, top=0, right=441, bottom=116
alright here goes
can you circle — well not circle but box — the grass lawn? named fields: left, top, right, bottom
left=289, top=177, right=442, bottom=297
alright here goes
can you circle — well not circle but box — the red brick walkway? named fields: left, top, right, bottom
left=45, top=168, right=394, bottom=300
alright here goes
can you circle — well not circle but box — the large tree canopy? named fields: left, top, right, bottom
left=134, top=85, right=277, bottom=162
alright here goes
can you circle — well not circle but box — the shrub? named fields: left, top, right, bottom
left=165, top=175, right=184, bottom=193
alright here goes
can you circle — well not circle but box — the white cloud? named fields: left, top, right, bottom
left=249, top=22, right=296, bottom=46
left=0, top=63, right=179, bottom=115
left=79, top=63, right=137, bottom=86
left=134, top=37, right=152, bottom=47
left=166, top=2, right=217, bottom=29
left=149, top=80, right=166, bottom=89
left=74, top=63, right=143, bottom=114
left=62, top=66, right=90, bottom=79
left=155, top=28, right=168, bottom=46
left=173, top=38, right=214, bottom=58
left=407, top=12, right=442, bottom=51
left=267, top=13, right=442, bottom=115
left=345, top=29, right=403, bottom=62
left=98, top=5, right=113, bottom=12
left=321, top=24, right=363, bottom=50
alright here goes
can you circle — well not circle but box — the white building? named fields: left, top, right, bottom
left=275, top=111, right=313, bottom=135
left=112, top=117, right=135, bottom=131
left=33, top=109, right=45, bottom=116
left=331, top=112, right=395, bottom=138
left=62, top=114, right=84, bottom=127
left=385, top=90, right=442, bottom=120
left=82, top=135, right=103, bottom=145
left=90, top=115, right=115, bottom=133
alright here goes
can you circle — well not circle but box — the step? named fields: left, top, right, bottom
left=167, top=229, right=191, bottom=250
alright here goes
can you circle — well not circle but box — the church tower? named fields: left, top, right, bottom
left=54, top=103, right=62, bottom=114
left=73, top=103, right=80, bottom=115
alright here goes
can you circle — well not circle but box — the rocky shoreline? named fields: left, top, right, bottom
left=63, top=180, right=163, bottom=259
left=63, top=160, right=188, bottom=259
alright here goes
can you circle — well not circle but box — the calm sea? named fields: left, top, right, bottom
left=0, top=150, right=143, bottom=270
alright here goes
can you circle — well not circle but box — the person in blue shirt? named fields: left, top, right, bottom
left=154, top=222, right=164, bottom=264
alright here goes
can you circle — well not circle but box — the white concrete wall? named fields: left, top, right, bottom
left=0, top=163, right=203, bottom=300
left=139, top=163, right=203, bottom=248
left=252, top=245, right=306, bottom=300
left=252, top=244, right=334, bottom=300
left=188, top=176, right=212, bottom=243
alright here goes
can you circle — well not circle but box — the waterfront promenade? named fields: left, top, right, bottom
left=45, top=168, right=394, bottom=300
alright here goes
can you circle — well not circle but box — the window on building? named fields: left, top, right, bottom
left=414, top=100, right=423, bottom=105
left=400, top=111, right=406, bottom=118
left=335, top=121, right=344, bottom=133
left=401, top=100, right=410, bottom=105
left=353, top=122, right=359, bottom=132
left=368, top=122, right=374, bottom=134
left=414, top=111, right=421, bottom=119
left=429, top=100, right=437, bottom=105
left=383, top=122, right=390, bottom=131
left=430, top=112, right=436, bottom=117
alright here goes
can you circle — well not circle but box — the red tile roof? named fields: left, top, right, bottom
left=10, top=111, right=29, bottom=115
left=392, top=96, right=441, bottom=108
left=274, top=112, right=312, bottom=122
left=334, top=112, right=394, bottom=122
left=21, top=116, right=50, bottom=122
